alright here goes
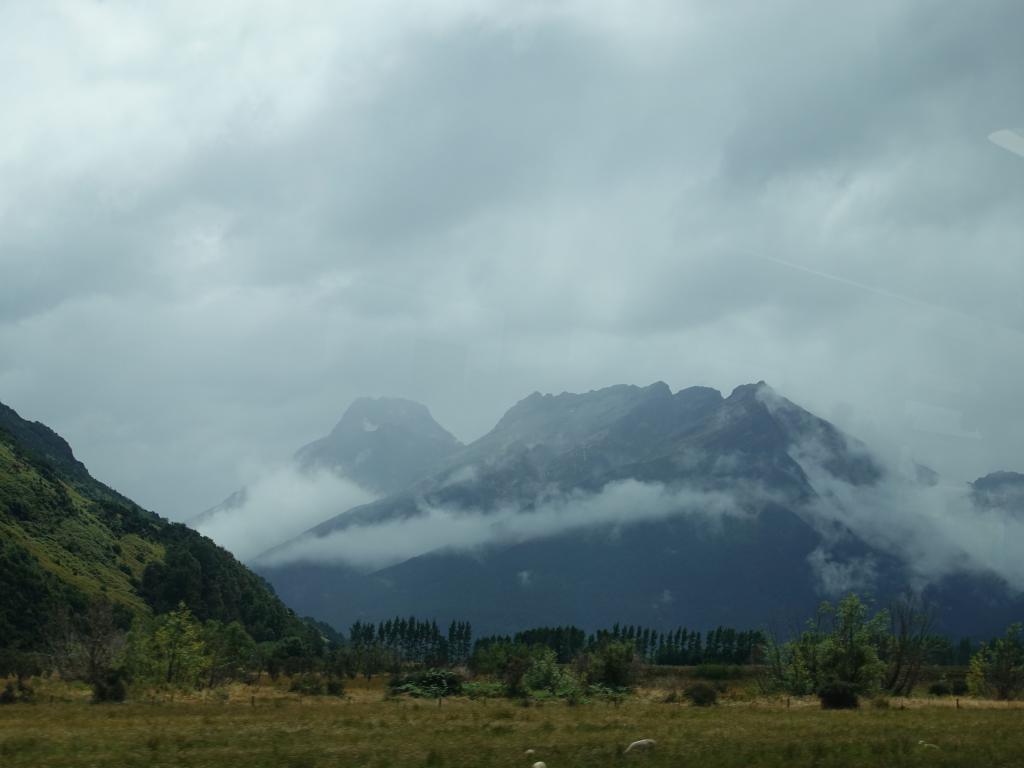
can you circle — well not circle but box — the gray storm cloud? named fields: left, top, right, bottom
left=0, top=1, right=1022, bottom=521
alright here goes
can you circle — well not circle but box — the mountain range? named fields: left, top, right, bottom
left=206, top=382, right=1024, bottom=638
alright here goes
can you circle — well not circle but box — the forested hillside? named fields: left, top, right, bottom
left=0, top=401, right=311, bottom=652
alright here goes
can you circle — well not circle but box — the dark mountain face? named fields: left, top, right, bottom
left=294, top=397, right=462, bottom=494
left=0, top=400, right=308, bottom=650
left=253, top=381, right=1024, bottom=638
left=259, top=382, right=956, bottom=634
left=971, top=471, right=1024, bottom=516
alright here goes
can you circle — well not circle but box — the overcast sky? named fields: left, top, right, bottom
left=1, top=0, right=1022, bottom=520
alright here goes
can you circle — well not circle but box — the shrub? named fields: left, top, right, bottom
left=588, top=641, right=638, bottom=689
left=871, top=696, right=890, bottom=709
left=819, top=681, right=860, bottom=709
left=685, top=682, right=718, bottom=707
left=524, top=648, right=561, bottom=693
left=390, top=669, right=463, bottom=698
left=0, top=679, right=33, bottom=705
left=951, top=678, right=969, bottom=696
left=325, top=677, right=345, bottom=697
left=289, top=673, right=325, bottom=696
left=967, top=624, right=1024, bottom=700
left=92, top=669, right=127, bottom=703
left=928, top=680, right=952, bottom=697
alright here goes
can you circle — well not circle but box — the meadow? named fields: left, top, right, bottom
left=2, top=676, right=1023, bottom=768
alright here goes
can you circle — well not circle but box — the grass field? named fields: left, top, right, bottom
left=2, top=678, right=1024, bottom=768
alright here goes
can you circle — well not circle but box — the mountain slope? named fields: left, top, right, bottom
left=0, top=400, right=309, bottom=650
left=255, top=381, right=1024, bottom=637
left=255, top=382, right=918, bottom=633
left=294, top=396, right=463, bottom=494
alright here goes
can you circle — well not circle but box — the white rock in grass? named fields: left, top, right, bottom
left=624, top=739, right=657, bottom=754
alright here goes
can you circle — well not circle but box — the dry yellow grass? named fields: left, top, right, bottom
left=3, top=676, right=1024, bottom=767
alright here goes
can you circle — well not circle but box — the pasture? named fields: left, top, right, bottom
left=2, top=677, right=1023, bottom=767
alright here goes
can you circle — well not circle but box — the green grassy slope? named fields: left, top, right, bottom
left=0, top=401, right=309, bottom=650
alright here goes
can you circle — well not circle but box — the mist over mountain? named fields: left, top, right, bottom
left=293, top=397, right=463, bottom=494
left=191, top=397, right=461, bottom=559
left=249, top=381, right=1024, bottom=637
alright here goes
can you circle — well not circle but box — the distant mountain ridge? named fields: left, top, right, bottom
left=258, top=380, right=1024, bottom=635
left=192, top=397, right=461, bottom=528
left=294, top=396, right=463, bottom=494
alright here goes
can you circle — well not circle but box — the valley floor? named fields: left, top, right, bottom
left=2, top=681, right=1024, bottom=768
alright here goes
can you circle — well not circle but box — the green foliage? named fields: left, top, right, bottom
left=0, top=406, right=310, bottom=656
left=203, top=620, right=257, bottom=687
left=764, top=595, right=886, bottom=708
left=390, top=669, right=464, bottom=698
left=587, top=640, right=638, bottom=689
left=125, top=603, right=209, bottom=689
left=289, top=673, right=326, bottom=696
left=928, top=679, right=952, bottom=696
left=523, top=647, right=561, bottom=693
left=467, top=640, right=533, bottom=696
left=968, top=623, right=1024, bottom=700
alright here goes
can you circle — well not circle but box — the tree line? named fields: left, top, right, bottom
left=474, top=623, right=767, bottom=666
left=762, top=594, right=1023, bottom=708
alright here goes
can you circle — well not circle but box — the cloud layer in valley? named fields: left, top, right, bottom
left=259, top=477, right=764, bottom=570
left=195, top=465, right=376, bottom=561
left=246, top=438, right=1024, bottom=595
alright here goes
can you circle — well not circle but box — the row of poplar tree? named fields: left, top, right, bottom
left=473, top=624, right=767, bottom=666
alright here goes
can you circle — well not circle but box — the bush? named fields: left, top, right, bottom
left=390, top=669, right=463, bottom=698
left=588, top=641, right=638, bottom=689
left=92, top=669, right=127, bottom=703
left=871, top=696, right=890, bottom=709
left=325, top=677, right=345, bottom=697
left=928, top=680, right=952, bottom=697
left=819, top=681, right=860, bottom=709
left=289, top=673, right=325, bottom=696
left=685, top=682, right=718, bottom=707
left=967, top=624, right=1024, bottom=700
left=524, top=648, right=561, bottom=693
left=951, top=678, right=969, bottom=696
left=0, top=679, right=33, bottom=705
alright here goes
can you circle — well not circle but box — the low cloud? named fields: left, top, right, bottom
left=195, top=465, right=376, bottom=561
left=208, top=407, right=1024, bottom=596
left=260, top=478, right=765, bottom=570
left=797, top=455, right=1024, bottom=592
